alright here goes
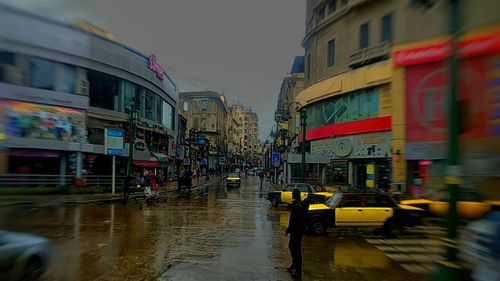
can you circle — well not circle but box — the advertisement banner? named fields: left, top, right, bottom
left=104, top=128, right=124, bottom=156
left=311, top=132, right=391, bottom=159
left=0, top=100, right=85, bottom=142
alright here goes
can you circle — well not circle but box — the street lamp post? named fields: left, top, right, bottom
left=127, top=106, right=139, bottom=176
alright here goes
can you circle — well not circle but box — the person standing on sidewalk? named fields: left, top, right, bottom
left=285, top=188, right=307, bottom=277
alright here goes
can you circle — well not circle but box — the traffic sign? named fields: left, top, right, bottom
left=272, top=152, right=280, bottom=167
left=105, top=128, right=124, bottom=156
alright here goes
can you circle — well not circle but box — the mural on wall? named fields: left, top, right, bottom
left=0, top=100, right=85, bottom=142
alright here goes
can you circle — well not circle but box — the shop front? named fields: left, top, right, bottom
left=311, top=132, right=392, bottom=190
left=394, top=31, right=500, bottom=198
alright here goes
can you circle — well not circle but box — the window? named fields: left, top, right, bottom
left=327, top=39, right=335, bottom=67
left=306, top=54, right=311, bottom=79
left=56, top=64, right=77, bottom=93
left=339, top=195, right=361, bottom=207
left=122, top=81, right=137, bottom=114
left=0, top=52, right=17, bottom=83
left=285, top=184, right=296, bottom=191
left=183, top=101, right=189, bottom=112
left=29, top=57, right=54, bottom=90
left=316, top=6, right=325, bottom=23
left=162, top=101, right=174, bottom=130
left=201, top=99, right=208, bottom=111
left=88, top=69, right=119, bottom=111
left=328, top=0, right=337, bottom=14
left=359, top=22, right=370, bottom=49
left=365, top=196, right=394, bottom=207
left=381, top=13, right=393, bottom=43
left=155, top=96, right=162, bottom=123
left=144, top=90, right=154, bottom=120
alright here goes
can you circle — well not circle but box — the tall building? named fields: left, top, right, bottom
left=228, top=105, right=260, bottom=167
left=294, top=0, right=500, bottom=196
left=179, top=91, right=228, bottom=173
left=0, top=5, right=178, bottom=185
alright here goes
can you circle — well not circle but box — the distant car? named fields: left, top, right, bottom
left=226, top=173, right=241, bottom=187
left=267, top=183, right=334, bottom=207
left=0, top=231, right=50, bottom=281
left=248, top=169, right=256, bottom=176
left=306, top=191, right=425, bottom=235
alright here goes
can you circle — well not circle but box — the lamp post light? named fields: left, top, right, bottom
left=127, top=106, right=139, bottom=176
left=281, top=102, right=307, bottom=183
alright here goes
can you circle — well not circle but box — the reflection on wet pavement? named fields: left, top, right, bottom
left=0, top=177, right=424, bottom=281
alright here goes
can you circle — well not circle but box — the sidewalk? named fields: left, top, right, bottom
left=0, top=177, right=219, bottom=208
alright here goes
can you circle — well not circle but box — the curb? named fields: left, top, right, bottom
left=0, top=178, right=222, bottom=208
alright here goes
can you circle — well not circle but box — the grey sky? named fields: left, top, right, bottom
left=2, top=0, right=305, bottom=141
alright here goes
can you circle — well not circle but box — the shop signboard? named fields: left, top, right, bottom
left=311, top=132, right=391, bottom=159
left=272, top=152, right=280, bottom=167
left=104, top=128, right=124, bottom=156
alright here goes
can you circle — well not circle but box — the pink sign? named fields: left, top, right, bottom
left=148, top=55, right=164, bottom=80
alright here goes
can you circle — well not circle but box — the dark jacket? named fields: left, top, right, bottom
left=287, top=200, right=307, bottom=234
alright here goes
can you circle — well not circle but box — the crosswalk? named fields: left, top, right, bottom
left=365, top=224, right=447, bottom=274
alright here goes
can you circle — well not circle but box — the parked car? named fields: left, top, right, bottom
left=226, top=173, right=241, bottom=187
left=0, top=231, right=50, bottom=281
left=267, top=183, right=334, bottom=207
left=306, top=190, right=425, bottom=235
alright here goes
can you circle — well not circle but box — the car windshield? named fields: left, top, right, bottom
left=326, top=193, right=343, bottom=208
left=228, top=173, right=239, bottom=178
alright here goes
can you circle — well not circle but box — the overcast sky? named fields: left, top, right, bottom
left=2, top=0, right=306, bottom=141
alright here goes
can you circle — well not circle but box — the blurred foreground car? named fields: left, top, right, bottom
left=459, top=211, right=500, bottom=281
left=226, top=173, right=241, bottom=187
left=0, top=231, right=50, bottom=281
left=306, top=190, right=425, bottom=235
left=400, top=189, right=499, bottom=220
left=267, top=183, right=333, bottom=207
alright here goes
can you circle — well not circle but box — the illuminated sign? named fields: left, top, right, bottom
left=148, top=55, right=165, bottom=80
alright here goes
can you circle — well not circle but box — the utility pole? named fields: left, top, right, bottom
left=127, top=106, right=138, bottom=176
left=300, top=109, right=307, bottom=183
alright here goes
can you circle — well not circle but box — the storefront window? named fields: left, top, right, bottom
left=29, top=57, right=55, bottom=90
left=57, top=63, right=77, bottom=93
left=326, top=161, right=348, bottom=185
left=306, top=87, right=380, bottom=129
left=155, top=96, right=162, bottom=123
left=88, top=69, right=119, bottom=111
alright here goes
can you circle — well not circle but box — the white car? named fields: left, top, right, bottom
left=0, top=231, right=50, bottom=281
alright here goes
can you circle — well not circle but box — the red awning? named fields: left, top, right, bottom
left=133, top=157, right=159, bottom=168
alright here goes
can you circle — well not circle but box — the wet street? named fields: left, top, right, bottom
left=0, top=177, right=430, bottom=281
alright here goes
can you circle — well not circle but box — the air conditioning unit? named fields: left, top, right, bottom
left=0, top=65, right=26, bottom=85
left=77, top=79, right=89, bottom=95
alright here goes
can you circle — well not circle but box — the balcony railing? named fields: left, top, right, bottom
left=349, top=42, right=391, bottom=68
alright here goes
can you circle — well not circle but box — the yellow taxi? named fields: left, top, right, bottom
left=267, top=183, right=333, bottom=207
left=400, top=190, right=500, bottom=220
left=306, top=191, right=425, bottom=235
left=226, top=173, right=241, bottom=188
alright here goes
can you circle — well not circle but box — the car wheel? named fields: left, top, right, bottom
left=270, top=197, right=279, bottom=207
left=22, top=257, right=43, bottom=281
left=309, top=219, right=326, bottom=235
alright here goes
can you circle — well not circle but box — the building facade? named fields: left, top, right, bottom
left=228, top=105, right=260, bottom=168
left=179, top=91, right=228, bottom=173
left=0, top=5, right=178, bottom=186
left=296, top=0, right=500, bottom=195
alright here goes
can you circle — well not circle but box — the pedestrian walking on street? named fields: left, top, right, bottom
left=285, top=188, right=307, bottom=277
left=122, top=174, right=133, bottom=204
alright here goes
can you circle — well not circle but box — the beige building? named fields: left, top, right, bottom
left=179, top=91, right=228, bottom=171
left=228, top=105, right=260, bottom=166
left=296, top=0, right=500, bottom=194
